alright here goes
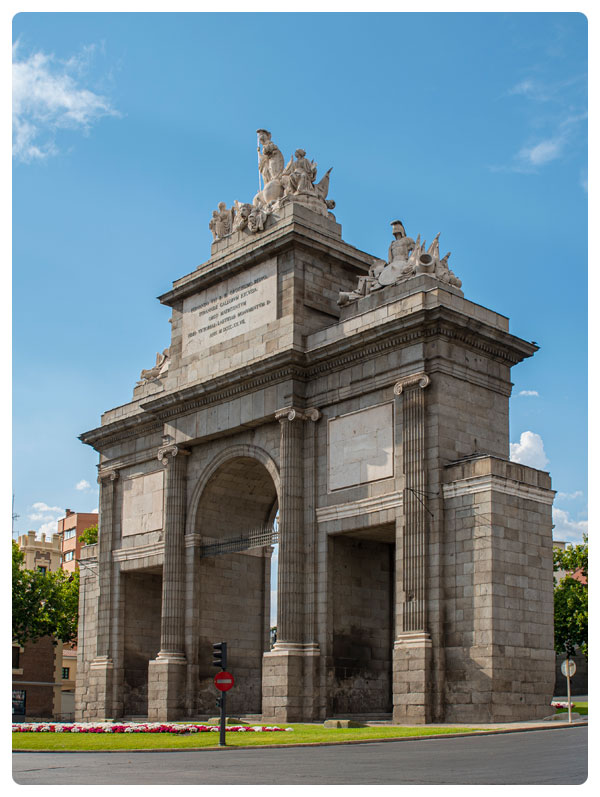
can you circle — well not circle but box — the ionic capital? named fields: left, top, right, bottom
left=275, top=406, right=322, bottom=423
left=393, top=373, right=430, bottom=396
left=157, top=445, right=191, bottom=465
left=97, top=469, right=119, bottom=485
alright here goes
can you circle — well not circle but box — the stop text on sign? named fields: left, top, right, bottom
left=214, top=671, right=235, bottom=692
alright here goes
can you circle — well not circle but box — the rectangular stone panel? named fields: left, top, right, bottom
left=182, top=258, right=277, bottom=356
left=328, top=402, right=394, bottom=491
left=122, top=470, right=164, bottom=537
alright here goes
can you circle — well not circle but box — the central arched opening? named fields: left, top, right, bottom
left=193, top=454, right=278, bottom=716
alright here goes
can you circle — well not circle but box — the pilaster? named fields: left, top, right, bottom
left=393, top=373, right=433, bottom=724
left=262, top=407, right=322, bottom=722
left=148, top=444, right=190, bottom=721
left=87, top=468, right=119, bottom=720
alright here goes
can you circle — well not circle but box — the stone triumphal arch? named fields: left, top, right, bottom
left=77, top=131, right=555, bottom=724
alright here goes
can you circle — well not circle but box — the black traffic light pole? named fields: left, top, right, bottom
left=212, top=642, right=227, bottom=747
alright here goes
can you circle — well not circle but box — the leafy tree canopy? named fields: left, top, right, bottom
left=12, top=541, right=79, bottom=646
left=78, top=523, right=98, bottom=545
left=553, top=535, right=588, bottom=658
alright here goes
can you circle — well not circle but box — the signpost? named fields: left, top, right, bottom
left=561, top=657, right=577, bottom=723
left=212, top=642, right=231, bottom=746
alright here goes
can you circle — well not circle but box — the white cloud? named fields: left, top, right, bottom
left=553, top=507, right=588, bottom=543
left=517, top=137, right=564, bottom=168
left=509, top=431, right=549, bottom=469
left=518, top=390, right=539, bottom=397
left=76, top=479, right=91, bottom=491
left=37, top=520, right=60, bottom=538
left=12, top=40, right=118, bottom=163
left=91, top=507, right=99, bottom=514
left=556, top=490, right=584, bottom=501
left=497, top=74, right=586, bottom=175
left=31, top=501, right=63, bottom=513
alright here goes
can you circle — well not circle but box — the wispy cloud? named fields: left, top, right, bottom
left=510, top=430, right=549, bottom=469
left=492, top=72, right=586, bottom=178
left=30, top=501, right=63, bottom=514
left=12, top=40, right=119, bottom=163
left=518, top=389, right=539, bottom=397
left=76, top=479, right=91, bottom=491
left=556, top=490, right=584, bottom=501
left=553, top=507, right=587, bottom=543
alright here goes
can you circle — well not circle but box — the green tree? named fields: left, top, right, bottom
left=78, top=523, right=98, bottom=545
left=553, top=535, right=588, bottom=657
left=12, top=541, right=80, bottom=646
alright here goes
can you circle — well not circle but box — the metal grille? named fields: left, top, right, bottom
left=198, top=524, right=278, bottom=558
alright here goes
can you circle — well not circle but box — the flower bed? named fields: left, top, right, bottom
left=550, top=702, right=575, bottom=709
left=12, top=722, right=292, bottom=734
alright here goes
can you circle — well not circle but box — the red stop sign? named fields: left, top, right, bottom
left=214, top=671, right=234, bottom=692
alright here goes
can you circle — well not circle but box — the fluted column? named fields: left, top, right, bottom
left=262, top=406, right=321, bottom=723
left=274, top=407, right=321, bottom=644
left=392, top=372, right=432, bottom=724
left=394, top=373, right=430, bottom=633
left=95, top=469, right=119, bottom=659
left=156, top=444, right=190, bottom=660
left=87, top=468, right=119, bottom=720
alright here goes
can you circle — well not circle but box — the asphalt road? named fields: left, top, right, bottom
left=13, top=726, right=587, bottom=785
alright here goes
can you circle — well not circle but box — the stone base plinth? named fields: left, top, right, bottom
left=392, top=632, right=433, bottom=724
left=262, top=643, right=321, bottom=722
left=147, top=652, right=187, bottom=721
left=84, top=656, right=116, bottom=721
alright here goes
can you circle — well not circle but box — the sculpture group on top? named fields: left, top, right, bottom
left=209, top=129, right=335, bottom=242
left=338, top=220, right=462, bottom=307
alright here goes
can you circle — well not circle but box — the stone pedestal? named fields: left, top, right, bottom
left=262, top=643, right=320, bottom=723
left=87, top=656, right=115, bottom=720
left=147, top=654, right=187, bottom=721
left=392, top=632, right=433, bottom=724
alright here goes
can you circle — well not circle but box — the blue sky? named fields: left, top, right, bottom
left=12, top=11, right=588, bottom=548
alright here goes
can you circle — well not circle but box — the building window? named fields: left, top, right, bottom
left=12, top=690, right=26, bottom=717
left=64, top=529, right=76, bottom=540
left=12, top=647, right=19, bottom=669
left=64, top=551, right=74, bottom=562
left=62, top=667, right=70, bottom=680
left=37, top=565, right=47, bottom=574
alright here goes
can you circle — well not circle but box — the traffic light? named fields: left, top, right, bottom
left=212, top=641, right=227, bottom=670
left=565, top=639, right=576, bottom=658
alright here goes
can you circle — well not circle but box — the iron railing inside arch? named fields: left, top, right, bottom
left=198, top=524, right=278, bottom=558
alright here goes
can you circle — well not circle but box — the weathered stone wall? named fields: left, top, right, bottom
left=442, top=457, right=555, bottom=722
left=75, top=544, right=98, bottom=721
left=329, top=535, right=394, bottom=714
left=122, top=571, right=162, bottom=716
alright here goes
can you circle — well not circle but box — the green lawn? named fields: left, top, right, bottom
left=554, top=701, right=588, bottom=716
left=13, top=724, right=478, bottom=751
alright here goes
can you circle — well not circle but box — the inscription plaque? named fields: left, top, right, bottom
left=122, top=470, right=164, bottom=536
left=182, top=259, right=277, bottom=356
left=328, top=403, right=394, bottom=491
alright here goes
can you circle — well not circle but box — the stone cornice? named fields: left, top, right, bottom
left=442, top=475, right=555, bottom=505
left=79, top=300, right=536, bottom=451
left=159, top=224, right=374, bottom=306
left=81, top=419, right=162, bottom=452
left=112, top=540, right=164, bottom=563
left=316, top=491, right=403, bottom=523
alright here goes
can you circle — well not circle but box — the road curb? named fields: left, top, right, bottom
left=12, top=721, right=587, bottom=754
